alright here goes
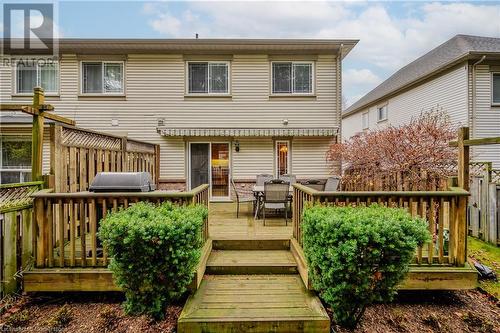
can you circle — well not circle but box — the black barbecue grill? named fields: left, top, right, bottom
left=89, top=172, right=156, bottom=192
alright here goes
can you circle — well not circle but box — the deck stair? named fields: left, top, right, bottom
left=178, top=238, right=330, bottom=333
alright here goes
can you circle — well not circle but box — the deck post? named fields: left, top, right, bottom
left=456, top=127, right=470, bottom=266
left=32, top=87, right=45, bottom=183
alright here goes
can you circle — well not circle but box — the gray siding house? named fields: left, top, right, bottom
left=342, top=35, right=500, bottom=167
left=0, top=39, right=357, bottom=199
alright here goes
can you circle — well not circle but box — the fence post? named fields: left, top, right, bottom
left=32, top=87, right=45, bottom=182
left=488, top=184, right=498, bottom=245
left=34, top=197, right=48, bottom=267
left=154, top=144, right=160, bottom=185
left=121, top=137, right=128, bottom=172
left=1, top=212, right=19, bottom=295
left=456, top=127, right=469, bottom=266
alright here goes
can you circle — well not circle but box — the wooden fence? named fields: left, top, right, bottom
left=50, top=124, right=160, bottom=192
left=468, top=162, right=500, bottom=245
left=0, top=182, right=43, bottom=296
left=292, top=183, right=470, bottom=266
left=32, top=184, right=209, bottom=269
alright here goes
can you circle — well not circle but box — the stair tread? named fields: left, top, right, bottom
left=207, top=250, right=297, bottom=267
left=178, top=275, right=329, bottom=331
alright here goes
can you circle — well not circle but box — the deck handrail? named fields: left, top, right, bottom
left=292, top=183, right=469, bottom=267
left=32, top=184, right=210, bottom=269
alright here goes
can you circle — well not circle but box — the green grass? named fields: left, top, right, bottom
left=468, top=236, right=500, bottom=298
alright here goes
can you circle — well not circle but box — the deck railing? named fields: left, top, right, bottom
left=0, top=181, right=44, bottom=295
left=292, top=183, right=470, bottom=267
left=32, top=184, right=209, bottom=268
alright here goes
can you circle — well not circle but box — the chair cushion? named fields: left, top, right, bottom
left=264, top=202, right=285, bottom=209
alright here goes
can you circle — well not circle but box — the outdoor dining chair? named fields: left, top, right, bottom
left=324, top=176, right=341, bottom=191
left=256, top=174, right=274, bottom=186
left=262, top=179, right=290, bottom=226
left=279, top=174, right=297, bottom=184
left=231, top=178, right=255, bottom=218
left=304, top=179, right=324, bottom=191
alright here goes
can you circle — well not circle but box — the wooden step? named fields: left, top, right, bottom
left=178, top=275, right=330, bottom=333
left=206, top=250, right=298, bottom=275
left=212, top=239, right=290, bottom=250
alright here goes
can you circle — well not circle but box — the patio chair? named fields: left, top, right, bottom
left=324, top=176, right=341, bottom=191
left=279, top=174, right=297, bottom=184
left=304, top=179, right=324, bottom=191
left=256, top=174, right=274, bottom=186
left=231, top=178, right=256, bottom=218
left=262, top=179, right=290, bottom=226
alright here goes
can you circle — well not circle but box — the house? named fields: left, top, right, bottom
left=0, top=38, right=357, bottom=199
left=342, top=35, right=500, bottom=167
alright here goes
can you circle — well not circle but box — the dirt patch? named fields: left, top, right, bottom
left=330, top=290, right=500, bottom=333
left=0, top=293, right=182, bottom=333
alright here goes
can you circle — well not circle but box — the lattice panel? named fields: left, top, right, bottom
left=470, top=162, right=491, bottom=177
left=0, top=182, right=42, bottom=213
left=492, top=170, right=500, bottom=184
left=61, top=127, right=121, bottom=150
left=126, top=139, right=156, bottom=154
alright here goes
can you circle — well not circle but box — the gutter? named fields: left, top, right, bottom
left=471, top=55, right=487, bottom=137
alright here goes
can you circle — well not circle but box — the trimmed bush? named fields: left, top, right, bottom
left=98, top=201, right=208, bottom=319
left=302, top=204, right=430, bottom=328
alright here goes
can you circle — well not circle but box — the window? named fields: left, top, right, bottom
left=16, top=61, right=58, bottom=94
left=493, top=73, right=500, bottom=105
left=276, top=141, right=290, bottom=177
left=272, top=62, right=313, bottom=94
left=377, top=105, right=388, bottom=121
left=362, top=112, right=369, bottom=129
left=82, top=61, right=124, bottom=94
left=187, top=62, right=229, bottom=94
left=0, top=136, right=32, bottom=184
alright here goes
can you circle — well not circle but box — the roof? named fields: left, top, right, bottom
left=3, top=38, right=358, bottom=59
left=343, top=35, right=500, bottom=117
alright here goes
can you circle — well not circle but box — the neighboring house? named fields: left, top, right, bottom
left=0, top=38, right=357, bottom=199
left=342, top=35, right=500, bottom=167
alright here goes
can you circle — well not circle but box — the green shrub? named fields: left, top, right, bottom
left=302, top=204, right=430, bottom=328
left=98, top=201, right=207, bottom=319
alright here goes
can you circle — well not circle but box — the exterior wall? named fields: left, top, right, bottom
left=471, top=64, right=500, bottom=167
left=342, top=64, right=469, bottom=140
left=0, top=53, right=340, bottom=181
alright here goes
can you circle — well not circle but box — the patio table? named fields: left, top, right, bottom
left=252, top=185, right=293, bottom=219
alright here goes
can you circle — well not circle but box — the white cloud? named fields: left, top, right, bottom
left=143, top=1, right=500, bottom=103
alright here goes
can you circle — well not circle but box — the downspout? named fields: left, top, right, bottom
left=338, top=44, right=343, bottom=176
left=471, top=55, right=486, bottom=138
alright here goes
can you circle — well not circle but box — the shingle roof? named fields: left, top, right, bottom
left=344, top=35, right=500, bottom=117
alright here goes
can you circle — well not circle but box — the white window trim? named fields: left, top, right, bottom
left=275, top=140, right=291, bottom=177
left=270, top=61, right=315, bottom=96
left=491, top=72, right=500, bottom=106
left=14, top=59, right=60, bottom=96
left=377, top=105, right=388, bottom=122
left=185, top=61, right=231, bottom=96
left=80, top=61, right=125, bottom=96
left=362, top=111, right=369, bottom=130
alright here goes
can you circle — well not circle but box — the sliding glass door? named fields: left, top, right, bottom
left=189, top=142, right=230, bottom=200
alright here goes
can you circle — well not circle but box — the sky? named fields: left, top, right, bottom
left=3, top=0, right=500, bottom=106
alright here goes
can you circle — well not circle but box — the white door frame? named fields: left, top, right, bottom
left=188, top=141, right=231, bottom=201
left=275, top=140, right=291, bottom=177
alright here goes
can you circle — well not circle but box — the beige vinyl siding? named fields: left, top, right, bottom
left=1, top=53, right=340, bottom=180
left=232, top=138, right=274, bottom=180
left=342, top=64, right=469, bottom=140
left=471, top=64, right=500, bottom=167
left=292, top=137, right=336, bottom=178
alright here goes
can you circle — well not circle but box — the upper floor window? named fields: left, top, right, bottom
left=377, top=105, right=388, bottom=122
left=272, top=62, right=313, bottom=94
left=82, top=61, right=124, bottom=94
left=16, top=61, right=58, bottom=94
left=493, top=73, right=500, bottom=105
left=187, top=62, right=229, bottom=94
left=362, top=112, right=369, bottom=129
left=0, top=135, right=32, bottom=184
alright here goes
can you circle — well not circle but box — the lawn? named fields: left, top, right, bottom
left=468, top=236, right=500, bottom=299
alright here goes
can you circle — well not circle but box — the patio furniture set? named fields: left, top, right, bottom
left=231, top=175, right=340, bottom=224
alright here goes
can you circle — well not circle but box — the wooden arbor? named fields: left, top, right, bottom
left=1, top=87, right=75, bottom=183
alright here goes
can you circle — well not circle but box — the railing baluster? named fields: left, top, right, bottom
left=80, top=199, right=86, bottom=267
left=58, top=199, right=64, bottom=267
left=90, top=199, right=97, bottom=266
left=70, top=199, right=76, bottom=267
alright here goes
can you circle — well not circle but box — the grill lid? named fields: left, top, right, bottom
left=89, top=172, right=156, bottom=192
